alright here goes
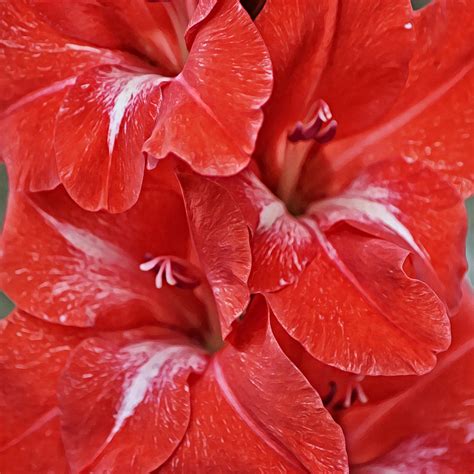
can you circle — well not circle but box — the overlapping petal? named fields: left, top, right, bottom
left=178, top=172, right=251, bottom=337
left=309, top=159, right=467, bottom=311
left=342, top=288, right=474, bottom=470
left=30, top=0, right=186, bottom=75
left=219, top=170, right=316, bottom=292
left=0, top=1, right=131, bottom=194
left=0, top=311, right=93, bottom=472
left=0, top=1, right=129, bottom=110
left=54, top=66, right=164, bottom=212
left=267, top=228, right=450, bottom=376
left=254, top=0, right=414, bottom=186
left=322, top=0, right=474, bottom=198
left=161, top=299, right=348, bottom=472
left=144, top=0, right=273, bottom=177
left=1, top=0, right=273, bottom=212
left=213, top=159, right=462, bottom=375
left=59, top=327, right=207, bottom=473
left=0, top=167, right=205, bottom=330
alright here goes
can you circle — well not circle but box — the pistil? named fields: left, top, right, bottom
left=139, top=255, right=201, bottom=289
left=278, top=100, right=337, bottom=211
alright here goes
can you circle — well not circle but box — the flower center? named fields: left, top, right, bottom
left=139, top=255, right=202, bottom=289
left=143, top=0, right=196, bottom=74
left=322, top=376, right=368, bottom=411
left=277, top=100, right=337, bottom=213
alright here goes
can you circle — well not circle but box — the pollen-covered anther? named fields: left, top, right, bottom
left=288, top=100, right=337, bottom=144
left=139, top=255, right=202, bottom=290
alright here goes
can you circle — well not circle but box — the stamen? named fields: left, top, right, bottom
left=322, top=381, right=338, bottom=406
left=288, top=100, right=337, bottom=144
left=343, top=375, right=368, bottom=408
left=140, top=255, right=201, bottom=289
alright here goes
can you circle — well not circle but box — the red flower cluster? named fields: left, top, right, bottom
left=0, top=0, right=473, bottom=472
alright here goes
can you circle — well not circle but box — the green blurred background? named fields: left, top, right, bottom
left=0, top=163, right=472, bottom=318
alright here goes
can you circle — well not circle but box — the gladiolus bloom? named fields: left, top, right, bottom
left=1, top=0, right=473, bottom=472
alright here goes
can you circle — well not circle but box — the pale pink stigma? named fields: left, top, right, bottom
left=288, top=100, right=337, bottom=144
left=343, top=375, right=368, bottom=408
left=139, top=256, right=201, bottom=289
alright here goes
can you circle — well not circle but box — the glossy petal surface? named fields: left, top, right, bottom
left=267, top=227, right=449, bottom=376
left=309, top=159, right=467, bottom=311
left=0, top=0, right=127, bottom=110
left=178, top=172, right=251, bottom=337
left=55, top=66, right=163, bottom=212
left=0, top=311, right=92, bottom=472
left=0, top=169, right=204, bottom=330
left=324, top=0, right=474, bottom=197
left=30, top=0, right=186, bottom=75
left=144, top=0, right=272, bottom=176
left=162, top=300, right=348, bottom=472
left=59, top=327, right=207, bottom=473
left=220, top=170, right=316, bottom=292
left=254, top=0, right=414, bottom=186
left=343, top=289, right=474, bottom=469
left=0, top=85, right=66, bottom=192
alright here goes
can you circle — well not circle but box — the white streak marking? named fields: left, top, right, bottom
left=257, top=202, right=285, bottom=231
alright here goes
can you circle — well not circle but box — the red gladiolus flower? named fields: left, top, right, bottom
left=1, top=0, right=474, bottom=472
left=0, top=0, right=272, bottom=212
left=0, top=174, right=348, bottom=471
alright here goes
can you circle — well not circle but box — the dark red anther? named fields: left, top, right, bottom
left=288, top=100, right=337, bottom=145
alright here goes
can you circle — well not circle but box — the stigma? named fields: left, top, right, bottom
left=139, top=255, right=201, bottom=290
left=288, top=100, right=337, bottom=144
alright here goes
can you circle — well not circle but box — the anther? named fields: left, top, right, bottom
left=288, top=100, right=337, bottom=144
left=139, top=255, right=201, bottom=290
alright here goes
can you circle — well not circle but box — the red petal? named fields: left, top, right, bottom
left=267, top=227, right=449, bottom=376
left=178, top=172, right=251, bottom=338
left=254, top=0, right=414, bottom=187
left=0, top=311, right=93, bottom=472
left=59, top=327, right=207, bottom=472
left=309, top=159, right=467, bottom=312
left=144, top=0, right=272, bottom=176
left=30, top=0, right=185, bottom=75
left=55, top=66, right=163, bottom=212
left=324, top=0, right=474, bottom=197
left=220, top=170, right=317, bottom=292
left=0, top=168, right=205, bottom=330
left=162, top=299, right=348, bottom=472
left=0, top=1, right=129, bottom=110
left=0, top=1, right=137, bottom=194
left=342, top=287, right=474, bottom=468
left=0, top=83, right=66, bottom=192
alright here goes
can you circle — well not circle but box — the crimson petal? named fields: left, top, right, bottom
left=343, top=288, right=474, bottom=469
left=55, top=65, right=164, bottom=212
left=324, top=0, right=474, bottom=197
left=178, top=172, right=251, bottom=338
left=0, top=168, right=204, bottom=330
left=0, top=311, right=93, bottom=472
left=219, top=170, right=316, bottom=292
left=59, top=327, right=207, bottom=472
left=144, top=0, right=273, bottom=176
left=30, top=0, right=185, bottom=75
left=0, top=1, right=132, bottom=193
left=309, top=159, right=467, bottom=312
left=254, top=0, right=414, bottom=187
left=161, top=299, right=348, bottom=472
left=267, top=228, right=450, bottom=376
